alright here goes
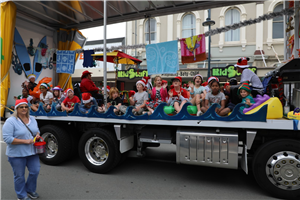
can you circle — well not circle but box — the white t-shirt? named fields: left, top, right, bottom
left=241, top=68, right=264, bottom=94
left=40, top=91, right=53, bottom=104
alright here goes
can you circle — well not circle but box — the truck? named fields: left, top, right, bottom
left=1, top=1, right=299, bottom=200
left=32, top=56, right=300, bottom=199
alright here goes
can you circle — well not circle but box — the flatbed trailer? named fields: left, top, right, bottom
left=35, top=113, right=300, bottom=200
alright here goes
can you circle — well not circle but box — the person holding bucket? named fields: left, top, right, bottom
left=2, top=99, right=41, bottom=200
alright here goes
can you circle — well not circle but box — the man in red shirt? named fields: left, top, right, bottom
left=80, top=70, right=104, bottom=106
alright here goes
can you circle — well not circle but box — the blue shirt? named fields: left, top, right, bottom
left=3, top=116, right=40, bottom=157
left=240, top=95, right=255, bottom=112
left=79, top=97, right=98, bottom=113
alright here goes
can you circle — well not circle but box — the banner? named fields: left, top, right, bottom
left=0, top=1, right=16, bottom=117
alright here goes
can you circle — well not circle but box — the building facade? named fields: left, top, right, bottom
left=125, top=0, right=284, bottom=81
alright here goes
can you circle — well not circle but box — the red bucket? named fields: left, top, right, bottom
left=34, top=137, right=46, bottom=154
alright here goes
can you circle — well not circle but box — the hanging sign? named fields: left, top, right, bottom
left=117, top=68, right=148, bottom=79
left=211, top=65, right=257, bottom=78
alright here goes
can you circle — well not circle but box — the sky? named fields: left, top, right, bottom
left=80, top=22, right=126, bottom=41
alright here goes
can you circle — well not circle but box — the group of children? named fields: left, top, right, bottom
left=14, top=73, right=256, bottom=116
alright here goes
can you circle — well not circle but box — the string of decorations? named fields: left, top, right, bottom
left=204, top=7, right=295, bottom=37
left=74, top=7, right=295, bottom=53
left=74, top=44, right=146, bottom=54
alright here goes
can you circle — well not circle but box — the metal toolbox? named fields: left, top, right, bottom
left=176, top=128, right=238, bottom=169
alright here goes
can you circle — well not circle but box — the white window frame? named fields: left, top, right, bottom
left=176, top=11, right=201, bottom=39
left=144, top=18, right=157, bottom=44
left=181, top=13, right=196, bottom=38
left=219, top=5, right=247, bottom=52
left=138, top=17, right=160, bottom=54
left=224, top=9, right=241, bottom=42
left=267, top=0, right=284, bottom=49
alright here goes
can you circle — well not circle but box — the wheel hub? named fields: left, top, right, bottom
left=267, top=151, right=300, bottom=190
left=85, top=137, right=109, bottom=166
left=48, top=140, right=57, bottom=152
left=42, top=132, right=58, bottom=158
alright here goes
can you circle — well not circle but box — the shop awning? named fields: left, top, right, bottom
left=92, top=50, right=142, bottom=65
left=13, top=1, right=263, bottom=30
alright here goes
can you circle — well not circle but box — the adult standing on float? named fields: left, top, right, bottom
left=2, top=99, right=41, bottom=200
left=80, top=70, right=104, bottom=106
left=234, top=57, right=264, bottom=97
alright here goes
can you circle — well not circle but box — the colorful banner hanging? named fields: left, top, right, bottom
left=146, top=40, right=179, bottom=75
left=0, top=1, right=16, bottom=117
left=180, top=34, right=206, bottom=64
left=56, top=50, right=76, bottom=74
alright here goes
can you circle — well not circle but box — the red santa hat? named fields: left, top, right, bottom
left=65, top=88, right=74, bottom=94
left=136, top=79, right=146, bottom=87
left=235, top=57, right=250, bottom=68
left=142, top=76, right=152, bottom=90
left=52, top=85, right=63, bottom=91
left=82, top=93, right=93, bottom=104
left=102, top=86, right=111, bottom=92
left=207, top=76, right=219, bottom=83
left=15, top=98, right=28, bottom=109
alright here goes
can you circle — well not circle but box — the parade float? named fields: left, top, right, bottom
left=1, top=1, right=299, bottom=199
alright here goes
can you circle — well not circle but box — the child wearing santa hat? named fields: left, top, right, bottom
left=119, top=79, right=149, bottom=115
left=204, top=76, right=219, bottom=93
left=61, top=88, right=81, bottom=113
left=167, top=76, right=189, bottom=114
left=79, top=92, right=101, bottom=114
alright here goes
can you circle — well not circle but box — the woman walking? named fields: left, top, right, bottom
left=3, top=99, right=41, bottom=200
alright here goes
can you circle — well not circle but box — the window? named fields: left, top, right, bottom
left=145, top=18, right=156, bottom=44
left=225, top=9, right=240, bottom=41
left=273, top=4, right=283, bottom=39
left=182, top=14, right=196, bottom=38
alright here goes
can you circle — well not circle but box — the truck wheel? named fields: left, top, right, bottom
left=78, top=128, right=121, bottom=173
left=252, top=139, right=300, bottom=200
left=39, top=125, right=72, bottom=165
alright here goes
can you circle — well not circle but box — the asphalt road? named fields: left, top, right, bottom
left=1, top=137, right=279, bottom=200
left=0, top=121, right=277, bottom=200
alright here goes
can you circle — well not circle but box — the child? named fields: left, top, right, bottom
left=22, top=74, right=37, bottom=92
left=31, top=83, right=53, bottom=112
left=145, top=76, right=168, bottom=115
left=52, top=86, right=65, bottom=111
left=107, top=87, right=122, bottom=114
left=167, top=76, right=188, bottom=113
left=79, top=92, right=100, bottom=114
left=61, top=88, right=81, bottom=113
left=189, top=74, right=207, bottom=116
left=238, top=81, right=255, bottom=112
left=14, top=88, right=33, bottom=104
left=119, top=80, right=148, bottom=115
left=201, top=80, right=227, bottom=116
left=204, top=76, right=219, bottom=93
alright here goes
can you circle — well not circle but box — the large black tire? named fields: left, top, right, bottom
left=252, top=139, right=300, bottom=200
left=78, top=128, right=121, bottom=173
left=39, top=125, right=72, bottom=165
